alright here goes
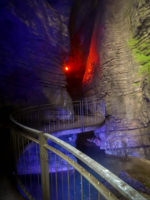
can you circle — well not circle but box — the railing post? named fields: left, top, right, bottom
left=81, top=100, right=84, bottom=133
left=39, top=132, right=50, bottom=200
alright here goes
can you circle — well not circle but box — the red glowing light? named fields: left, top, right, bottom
left=64, top=65, right=70, bottom=72
left=83, top=28, right=100, bottom=84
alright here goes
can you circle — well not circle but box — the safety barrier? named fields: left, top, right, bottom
left=10, top=99, right=146, bottom=200
left=14, top=99, right=105, bottom=134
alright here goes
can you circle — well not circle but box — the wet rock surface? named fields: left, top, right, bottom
left=119, top=157, right=150, bottom=199
left=83, top=0, right=150, bottom=158
left=1, top=0, right=150, bottom=158
left=120, top=171, right=150, bottom=195
left=0, top=0, right=73, bottom=107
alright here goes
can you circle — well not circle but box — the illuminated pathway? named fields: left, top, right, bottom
left=10, top=100, right=147, bottom=200
left=43, top=115, right=105, bottom=137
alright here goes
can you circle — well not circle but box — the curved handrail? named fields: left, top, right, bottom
left=10, top=112, right=118, bottom=200
left=10, top=102, right=147, bottom=200
left=10, top=115, right=41, bottom=135
left=12, top=99, right=105, bottom=137
left=44, top=133, right=146, bottom=200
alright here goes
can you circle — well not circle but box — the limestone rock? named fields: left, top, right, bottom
left=0, top=0, right=73, bottom=107
left=84, top=0, right=150, bottom=158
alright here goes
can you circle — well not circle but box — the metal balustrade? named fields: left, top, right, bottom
left=14, top=99, right=105, bottom=134
left=10, top=100, right=147, bottom=200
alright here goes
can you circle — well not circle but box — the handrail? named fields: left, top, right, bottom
left=10, top=115, right=41, bottom=135
left=44, top=144, right=118, bottom=200
left=12, top=98, right=103, bottom=117
left=10, top=101, right=147, bottom=200
left=11, top=115, right=117, bottom=200
left=44, top=133, right=146, bottom=200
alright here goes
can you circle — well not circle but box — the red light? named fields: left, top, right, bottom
left=64, top=65, right=70, bottom=72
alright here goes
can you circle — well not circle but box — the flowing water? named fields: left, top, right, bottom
left=17, top=131, right=135, bottom=200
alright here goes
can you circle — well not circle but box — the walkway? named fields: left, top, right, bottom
left=43, top=115, right=105, bottom=136
left=9, top=101, right=147, bottom=200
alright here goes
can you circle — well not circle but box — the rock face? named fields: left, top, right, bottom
left=84, top=0, right=150, bottom=158
left=65, top=0, right=100, bottom=99
left=0, top=0, right=73, bottom=107
left=1, top=0, right=150, bottom=159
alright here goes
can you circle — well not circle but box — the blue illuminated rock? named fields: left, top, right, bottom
left=0, top=0, right=73, bottom=107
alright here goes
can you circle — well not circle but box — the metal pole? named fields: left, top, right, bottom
left=61, top=158, right=64, bottom=200
left=81, top=175, right=83, bottom=200
left=80, top=100, right=84, bottom=133
left=39, top=132, right=50, bottom=200
left=55, top=154, right=58, bottom=200
left=67, top=163, right=70, bottom=200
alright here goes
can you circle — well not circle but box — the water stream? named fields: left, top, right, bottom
left=17, top=131, right=138, bottom=200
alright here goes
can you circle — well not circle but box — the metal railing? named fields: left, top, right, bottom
left=10, top=100, right=147, bottom=200
left=14, top=99, right=105, bottom=134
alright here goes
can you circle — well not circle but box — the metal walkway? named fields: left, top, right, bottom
left=10, top=99, right=147, bottom=200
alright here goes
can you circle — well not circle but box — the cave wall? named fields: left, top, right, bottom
left=1, top=0, right=150, bottom=158
left=0, top=0, right=73, bottom=107
left=84, top=0, right=150, bottom=158
left=64, top=0, right=100, bottom=99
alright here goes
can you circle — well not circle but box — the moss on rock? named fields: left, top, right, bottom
left=128, top=37, right=150, bottom=82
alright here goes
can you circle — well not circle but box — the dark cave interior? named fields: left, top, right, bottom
left=0, top=0, right=150, bottom=199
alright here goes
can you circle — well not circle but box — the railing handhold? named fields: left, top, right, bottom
left=10, top=100, right=147, bottom=200
left=39, top=132, right=50, bottom=200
